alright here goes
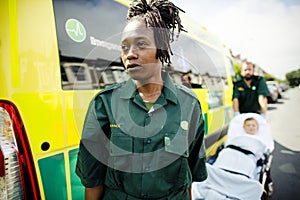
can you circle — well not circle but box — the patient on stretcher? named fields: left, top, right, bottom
left=192, top=113, right=274, bottom=200
left=213, top=117, right=266, bottom=179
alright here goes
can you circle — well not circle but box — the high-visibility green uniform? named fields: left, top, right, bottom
left=76, top=73, right=207, bottom=199
left=233, top=76, right=270, bottom=114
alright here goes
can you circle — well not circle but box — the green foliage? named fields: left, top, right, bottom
left=264, top=73, right=274, bottom=81
left=286, top=68, right=300, bottom=87
left=264, top=73, right=281, bottom=82
left=233, top=62, right=241, bottom=75
left=232, top=62, right=241, bottom=81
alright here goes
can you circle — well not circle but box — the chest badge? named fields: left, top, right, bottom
left=180, top=121, right=189, bottom=131
left=238, top=87, right=244, bottom=91
left=252, top=86, right=256, bottom=90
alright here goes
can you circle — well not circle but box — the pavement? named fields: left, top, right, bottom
left=266, top=88, right=300, bottom=199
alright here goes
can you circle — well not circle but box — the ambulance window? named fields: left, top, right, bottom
left=71, top=66, right=86, bottom=81
left=102, top=71, right=114, bottom=85
left=61, top=65, right=68, bottom=82
left=52, top=0, right=128, bottom=90
left=171, top=35, right=228, bottom=89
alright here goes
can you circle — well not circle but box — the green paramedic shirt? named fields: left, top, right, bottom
left=76, top=73, right=207, bottom=199
left=233, top=76, right=270, bottom=113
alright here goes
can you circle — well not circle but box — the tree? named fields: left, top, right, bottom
left=231, top=62, right=241, bottom=82
left=286, top=69, right=300, bottom=87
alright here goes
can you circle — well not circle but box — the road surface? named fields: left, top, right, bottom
left=267, top=88, right=300, bottom=200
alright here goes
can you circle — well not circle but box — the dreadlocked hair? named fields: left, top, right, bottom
left=127, top=0, right=186, bottom=65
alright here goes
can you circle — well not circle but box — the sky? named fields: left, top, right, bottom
left=172, top=0, right=300, bottom=79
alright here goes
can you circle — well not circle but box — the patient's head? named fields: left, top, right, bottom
left=243, top=117, right=258, bottom=135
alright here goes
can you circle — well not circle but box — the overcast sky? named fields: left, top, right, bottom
left=172, top=0, right=300, bottom=79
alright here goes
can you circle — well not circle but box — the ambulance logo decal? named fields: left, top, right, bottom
left=65, top=18, right=86, bottom=42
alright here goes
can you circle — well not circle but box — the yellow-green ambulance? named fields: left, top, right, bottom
left=0, top=0, right=234, bottom=199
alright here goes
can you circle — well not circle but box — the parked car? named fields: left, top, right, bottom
left=267, top=83, right=279, bottom=103
left=267, top=81, right=282, bottom=98
left=279, top=83, right=289, bottom=92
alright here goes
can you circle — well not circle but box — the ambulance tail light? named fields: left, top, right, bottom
left=0, top=101, right=40, bottom=200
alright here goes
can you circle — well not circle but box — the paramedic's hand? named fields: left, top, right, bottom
left=234, top=112, right=240, bottom=117
left=261, top=113, right=266, bottom=119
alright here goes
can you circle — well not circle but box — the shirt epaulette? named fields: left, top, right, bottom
left=254, top=75, right=261, bottom=80
left=177, top=85, right=198, bottom=99
left=99, top=82, right=124, bottom=94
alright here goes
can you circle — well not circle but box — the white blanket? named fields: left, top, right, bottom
left=192, top=164, right=263, bottom=200
left=213, top=135, right=266, bottom=179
